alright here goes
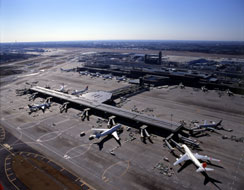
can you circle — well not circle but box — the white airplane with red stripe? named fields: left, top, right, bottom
left=174, top=144, right=220, bottom=172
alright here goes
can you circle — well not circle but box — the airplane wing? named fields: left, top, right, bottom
left=173, top=154, right=189, bottom=166
left=41, top=106, right=45, bottom=110
left=194, top=153, right=220, bottom=162
left=112, top=131, right=119, bottom=141
left=91, top=128, right=106, bottom=132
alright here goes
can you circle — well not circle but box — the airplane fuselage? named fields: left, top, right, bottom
left=72, top=90, right=85, bottom=95
left=29, top=102, right=50, bottom=111
left=71, top=86, right=88, bottom=95
left=96, top=124, right=121, bottom=138
left=182, top=145, right=202, bottom=169
left=198, top=124, right=218, bottom=128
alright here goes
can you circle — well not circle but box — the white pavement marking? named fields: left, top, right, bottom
left=22, top=127, right=102, bottom=181
left=36, top=131, right=62, bottom=143
left=36, top=123, right=79, bottom=143
left=0, top=126, right=22, bottom=152
left=63, top=144, right=92, bottom=159
left=1, top=119, right=106, bottom=188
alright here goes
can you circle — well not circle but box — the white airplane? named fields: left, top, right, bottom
left=116, top=75, right=127, bottom=82
left=57, top=83, right=69, bottom=94
left=174, top=144, right=220, bottom=172
left=90, top=72, right=101, bottom=78
left=80, top=71, right=89, bottom=75
left=201, top=86, right=208, bottom=92
left=89, top=124, right=121, bottom=140
left=226, top=89, right=234, bottom=96
left=71, top=86, right=88, bottom=96
left=60, top=68, right=74, bottom=72
left=90, top=73, right=97, bottom=78
left=179, top=82, right=185, bottom=89
left=103, top=74, right=113, bottom=80
left=95, top=72, right=101, bottom=77
left=192, top=120, right=222, bottom=130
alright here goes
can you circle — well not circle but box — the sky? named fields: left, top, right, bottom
left=0, top=0, right=244, bottom=42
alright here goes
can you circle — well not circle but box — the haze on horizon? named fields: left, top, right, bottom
left=0, top=0, right=244, bottom=43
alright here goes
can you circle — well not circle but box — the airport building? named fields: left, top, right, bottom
left=144, top=51, right=162, bottom=65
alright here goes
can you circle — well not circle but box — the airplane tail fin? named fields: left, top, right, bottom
left=45, top=97, right=52, bottom=104
left=86, top=86, right=88, bottom=90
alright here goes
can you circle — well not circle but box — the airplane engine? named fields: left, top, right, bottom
left=89, top=135, right=95, bottom=140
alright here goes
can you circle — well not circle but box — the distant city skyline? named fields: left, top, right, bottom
left=1, top=0, right=244, bottom=42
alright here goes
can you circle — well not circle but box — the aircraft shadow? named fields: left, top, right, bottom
left=191, top=146, right=203, bottom=152
left=171, top=151, right=179, bottom=158
left=220, top=127, right=233, bottom=132
left=192, top=133, right=210, bottom=138
left=94, top=135, right=121, bottom=151
left=177, top=160, right=192, bottom=173
left=206, top=162, right=224, bottom=169
left=201, top=172, right=222, bottom=189
left=210, top=130, right=222, bottom=135
left=177, top=162, right=222, bottom=189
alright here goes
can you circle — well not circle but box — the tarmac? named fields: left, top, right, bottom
left=0, top=48, right=244, bottom=190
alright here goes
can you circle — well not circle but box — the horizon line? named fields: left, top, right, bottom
left=1, top=39, right=244, bottom=44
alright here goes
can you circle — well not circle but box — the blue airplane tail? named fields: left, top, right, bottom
left=217, top=120, right=222, bottom=126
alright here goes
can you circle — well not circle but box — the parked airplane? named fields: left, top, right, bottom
left=71, top=86, right=88, bottom=96
left=89, top=124, right=121, bottom=140
left=80, top=71, right=89, bottom=76
left=103, top=74, right=113, bottom=80
left=192, top=120, right=222, bottom=130
left=90, top=73, right=97, bottom=78
left=28, top=98, right=52, bottom=114
left=174, top=144, right=220, bottom=172
left=90, top=72, right=101, bottom=78
left=179, top=82, right=185, bottom=89
left=226, top=89, right=234, bottom=96
left=95, top=72, right=101, bottom=77
left=56, top=84, right=69, bottom=94
left=201, top=86, right=208, bottom=92
left=116, top=75, right=127, bottom=82
left=60, top=68, right=75, bottom=72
